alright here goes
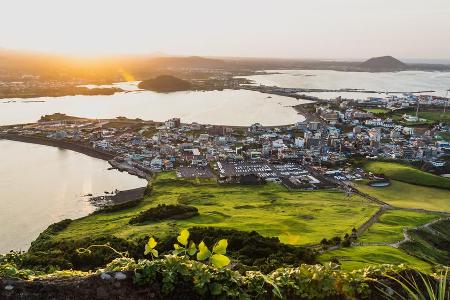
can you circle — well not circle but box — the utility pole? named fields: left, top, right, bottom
left=444, top=90, right=449, bottom=115
left=415, top=99, right=420, bottom=120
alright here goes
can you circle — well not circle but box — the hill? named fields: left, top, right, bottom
left=138, top=75, right=192, bottom=92
left=363, top=161, right=450, bottom=190
left=359, top=56, right=407, bottom=72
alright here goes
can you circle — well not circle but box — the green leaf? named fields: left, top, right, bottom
left=197, top=241, right=211, bottom=261
left=144, top=237, right=157, bottom=255
left=187, top=241, right=197, bottom=256
left=262, top=274, right=283, bottom=299
left=148, top=237, right=157, bottom=249
left=174, top=243, right=181, bottom=250
left=177, top=229, right=190, bottom=246
left=209, top=283, right=223, bottom=295
left=212, top=239, right=228, bottom=255
left=210, top=254, right=230, bottom=268
left=151, top=249, right=158, bottom=257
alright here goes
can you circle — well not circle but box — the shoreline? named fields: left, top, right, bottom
left=0, top=134, right=114, bottom=161
left=0, top=134, right=151, bottom=179
left=0, top=133, right=150, bottom=195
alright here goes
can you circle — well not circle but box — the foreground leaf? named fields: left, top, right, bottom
left=177, top=229, right=190, bottom=246
left=212, top=239, right=228, bottom=255
left=144, top=237, right=158, bottom=255
left=197, top=241, right=211, bottom=261
left=188, top=241, right=197, bottom=256
left=210, top=254, right=230, bottom=268
left=151, top=249, right=158, bottom=258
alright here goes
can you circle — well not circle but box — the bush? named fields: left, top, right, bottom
left=27, top=235, right=143, bottom=271
left=129, top=204, right=199, bottom=224
left=92, top=199, right=141, bottom=214
left=148, top=227, right=317, bottom=273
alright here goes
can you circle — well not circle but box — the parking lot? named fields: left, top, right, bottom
left=217, top=162, right=309, bottom=179
left=177, top=166, right=215, bottom=179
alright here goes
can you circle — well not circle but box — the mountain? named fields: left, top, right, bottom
left=138, top=75, right=191, bottom=92
left=359, top=56, right=407, bottom=72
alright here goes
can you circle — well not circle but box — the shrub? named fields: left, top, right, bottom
left=154, top=227, right=317, bottom=273
left=129, top=204, right=199, bottom=224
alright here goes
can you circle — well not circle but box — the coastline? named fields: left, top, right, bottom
left=0, top=134, right=150, bottom=201
left=0, top=134, right=114, bottom=161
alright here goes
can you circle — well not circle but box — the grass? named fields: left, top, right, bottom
left=360, top=210, right=441, bottom=244
left=400, top=218, right=450, bottom=265
left=363, top=108, right=389, bottom=114
left=319, top=246, right=432, bottom=272
left=357, top=180, right=450, bottom=212
left=435, top=131, right=450, bottom=142
left=416, top=111, right=450, bottom=123
left=388, top=109, right=450, bottom=125
left=364, top=161, right=450, bottom=190
left=50, top=172, right=380, bottom=246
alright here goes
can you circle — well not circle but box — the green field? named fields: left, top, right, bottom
left=360, top=210, right=441, bottom=244
left=364, top=161, right=450, bottom=189
left=357, top=180, right=450, bottom=212
left=363, top=108, right=389, bottom=114
left=388, top=110, right=450, bottom=125
left=319, top=246, right=432, bottom=271
left=417, top=111, right=450, bottom=122
left=51, top=172, right=379, bottom=246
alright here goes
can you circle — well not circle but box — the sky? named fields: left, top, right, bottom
left=1, top=0, right=450, bottom=60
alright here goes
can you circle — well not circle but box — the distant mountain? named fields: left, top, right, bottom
left=359, top=56, right=407, bottom=72
left=138, top=75, right=191, bottom=92
left=147, top=56, right=226, bottom=69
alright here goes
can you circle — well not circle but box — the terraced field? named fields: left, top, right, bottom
left=400, top=218, right=450, bottom=265
left=360, top=210, right=441, bottom=244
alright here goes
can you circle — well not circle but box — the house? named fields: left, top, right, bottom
left=294, top=137, right=305, bottom=148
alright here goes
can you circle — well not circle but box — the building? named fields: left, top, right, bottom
left=165, top=118, right=181, bottom=128
left=294, top=137, right=305, bottom=148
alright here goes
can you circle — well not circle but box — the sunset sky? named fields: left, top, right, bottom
left=1, top=0, right=449, bottom=59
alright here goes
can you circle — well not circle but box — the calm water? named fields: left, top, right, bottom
left=0, top=88, right=306, bottom=126
left=0, top=140, right=146, bottom=253
left=242, top=70, right=450, bottom=100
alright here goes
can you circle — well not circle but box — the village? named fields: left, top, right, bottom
left=0, top=92, right=449, bottom=191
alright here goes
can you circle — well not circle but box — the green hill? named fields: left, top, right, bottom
left=364, top=161, right=450, bottom=189
left=138, top=75, right=191, bottom=92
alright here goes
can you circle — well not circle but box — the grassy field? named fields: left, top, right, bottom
left=388, top=109, right=450, bottom=125
left=357, top=180, right=450, bottom=212
left=51, top=172, right=379, bottom=246
left=363, top=108, right=389, bottom=114
left=360, top=210, right=441, bottom=244
left=364, top=161, right=450, bottom=189
left=319, top=246, right=432, bottom=271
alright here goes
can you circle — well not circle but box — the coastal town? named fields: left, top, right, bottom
left=1, top=91, right=449, bottom=194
